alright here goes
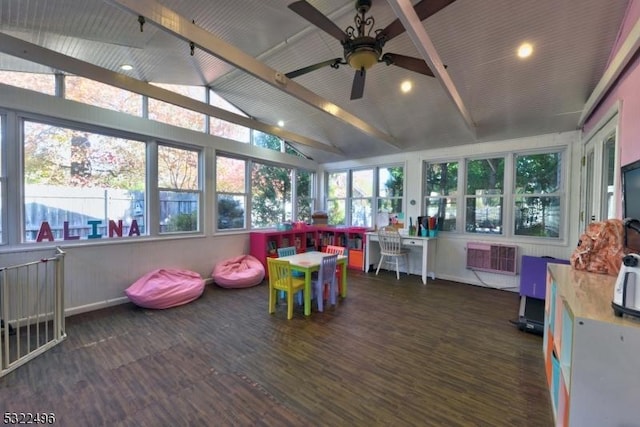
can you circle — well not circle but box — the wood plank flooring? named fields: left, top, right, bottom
left=0, top=270, right=553, bottom=426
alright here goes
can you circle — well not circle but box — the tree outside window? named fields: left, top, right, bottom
left=296, top=170, right=314, bottom=224
left=351, top=169, right=373, bottom=227
left=378, top=166, right=404, bottom=227
left=216, top=156, right=246, bottom=230
left=23, top=120, right=146, bottom=242
left=327, top=171, right=347, bottom=225
left=425, top=161, right=458, bottom=231
left=514, top=152, right=561, bottom=237
left=251, top=162, right=292, bottom=227
left=158, top=145, right=200, bottom=233
left=465, top=158, right=504, bottom=234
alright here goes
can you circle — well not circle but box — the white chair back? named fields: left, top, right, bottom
left=378, top=226, right=403, bottom=255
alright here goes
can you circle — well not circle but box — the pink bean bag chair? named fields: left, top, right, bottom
left=125, top=268, right=205, bottom=309
left=212, top=254, right=265, bottom=288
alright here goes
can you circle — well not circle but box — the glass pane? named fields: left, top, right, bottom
left=66, top=76, right=142, bottom=116
left=23, top=121, right=146, bottom=242
left=251, top=162, right=292, bottom=227
left=148, top=83, right=205, bottom=132
left=158, top=146, right=199, bottom=190
left=328, top=172, right=347, bottom=198
left=465, top=196, right=503, bottom=234
left=515, top=196, right=560, bottom=237
left=378, top=198, right=403, bottom=228
left=515, top=152, right=561, bottom=194
left=296, top=170, right=313, bottom=223
left=426, top=162, right=458, bottom=196
left=353, top=169, right=374, bottom=197
left=603, top=135, right=616, bottom=219
left=379, top=166, right=403, bottom=197
left=217, top=195, right=245, bottom=229
left=209, top=89, right=251, bottom=143
left=0, top=70, right=55, bottom=95
left=160, top=191, right=199, bottom=232
left=253, top=131, right=282, bottom=150
left=426, top=197, right=456, bottom=231
left=327, top=199, right=346, bottom=225
left=210, top=117, right=251, bottom=143
left=466, top=158, right=504, bottom=195
left=351, top=199, right=372, bottom=227
left=216, top=156, right=245, bottom=193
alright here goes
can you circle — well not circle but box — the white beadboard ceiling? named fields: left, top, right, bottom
left=0, top=0, right=631, bottom=163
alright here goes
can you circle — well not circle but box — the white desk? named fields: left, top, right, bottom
left=365, top=232, right=437, bottom=284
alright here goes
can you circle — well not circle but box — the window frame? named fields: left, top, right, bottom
left=422, top=147, right=567, bottom=241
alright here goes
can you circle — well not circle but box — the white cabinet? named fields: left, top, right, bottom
left=545, top=264, right=640, bottom=426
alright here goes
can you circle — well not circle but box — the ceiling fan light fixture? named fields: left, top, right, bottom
left=346, top=47, right=380, bottom=70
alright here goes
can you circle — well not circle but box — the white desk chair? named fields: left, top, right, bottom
left=375, top=226, right=410, bottom=280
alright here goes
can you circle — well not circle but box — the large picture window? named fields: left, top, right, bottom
left=465, top=158, right=505, bottom=234
left=158, top=145, right=201, bottom=233
left=514, top=152, right=562, bottom=237
left=23, top=120, right=146, bottom=242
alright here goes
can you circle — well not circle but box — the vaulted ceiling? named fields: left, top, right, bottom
left=0, top=0, right=631, bottom=163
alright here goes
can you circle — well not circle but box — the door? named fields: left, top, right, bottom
left=581, top=114, right=619, bottom=229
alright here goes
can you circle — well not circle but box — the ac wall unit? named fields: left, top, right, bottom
left=466, top=242, right=518, bottom=275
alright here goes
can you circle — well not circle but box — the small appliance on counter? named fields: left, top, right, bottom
left=612, top=218, right=640, bottom=318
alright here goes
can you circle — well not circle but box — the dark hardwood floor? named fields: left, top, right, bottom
left=0, top=269, right=553, bottom=426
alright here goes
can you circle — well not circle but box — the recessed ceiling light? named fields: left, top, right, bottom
left=400, top=80, right=412, bottom=93
left=517, top=43, right=533, bottom=59
left=120, top=64, right=133, bottom=71
left=277, top=120, right=284, bottom=127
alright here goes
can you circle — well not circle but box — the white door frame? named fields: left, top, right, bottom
left=580, top=104, right=620, bottom=230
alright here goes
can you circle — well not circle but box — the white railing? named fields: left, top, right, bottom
left=0, top=248, right=66, bottom=377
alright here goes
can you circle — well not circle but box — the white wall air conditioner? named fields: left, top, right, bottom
left=466, top=242, right=518, bottom=275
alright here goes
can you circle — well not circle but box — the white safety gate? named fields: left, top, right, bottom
left=0, top=248, right=66, bottom=377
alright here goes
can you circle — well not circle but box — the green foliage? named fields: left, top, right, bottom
left=167, top=212, right=197, bottom=232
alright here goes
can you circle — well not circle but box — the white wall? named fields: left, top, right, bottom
left=321, top=131, right=582, bottom=291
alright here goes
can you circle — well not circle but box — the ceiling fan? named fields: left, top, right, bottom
left=286, top=0, right=456, bottom=100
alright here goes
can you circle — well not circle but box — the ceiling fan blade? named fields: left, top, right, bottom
left=285, top=58, right=343, bottom=79
left=350, top=69, right=366, bottom=100
left=377, top=0, right=457, bottom=43
left=288, top=1, right=348, bottom=43
left=382, top=53, right=435, bottom=77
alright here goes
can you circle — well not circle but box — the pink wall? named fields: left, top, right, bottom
left=584, top=0, right=640, bottom=167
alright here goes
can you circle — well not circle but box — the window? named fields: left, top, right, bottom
left=425, top=161, right=458, bottom=231
left=148, top=83, right=206, bottom=132
left=253, top=131, right=283, bottom=151
left=23, top=120, right=146, bottom=242
left=465, top=158, right=504, bottom=234
left=351, top=169, right=373, bottom=227
left=296, top=170, right=314, bottom=224
left=158, top=145, right=201, bottom=233
left=251, top=161, right=292, bottom=227
left=65, top=76, right=143, bottom=116
left=378, top=166, right=404, bottom=227
left=0, top=70, right=55, bottom=95
left=216, top=155, right=246, bottom=230
left=514, top=152, right=562, bottom=238
left=209, top=89, right=250, bottom=143
left=327, top=171, right=347, bottom=225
